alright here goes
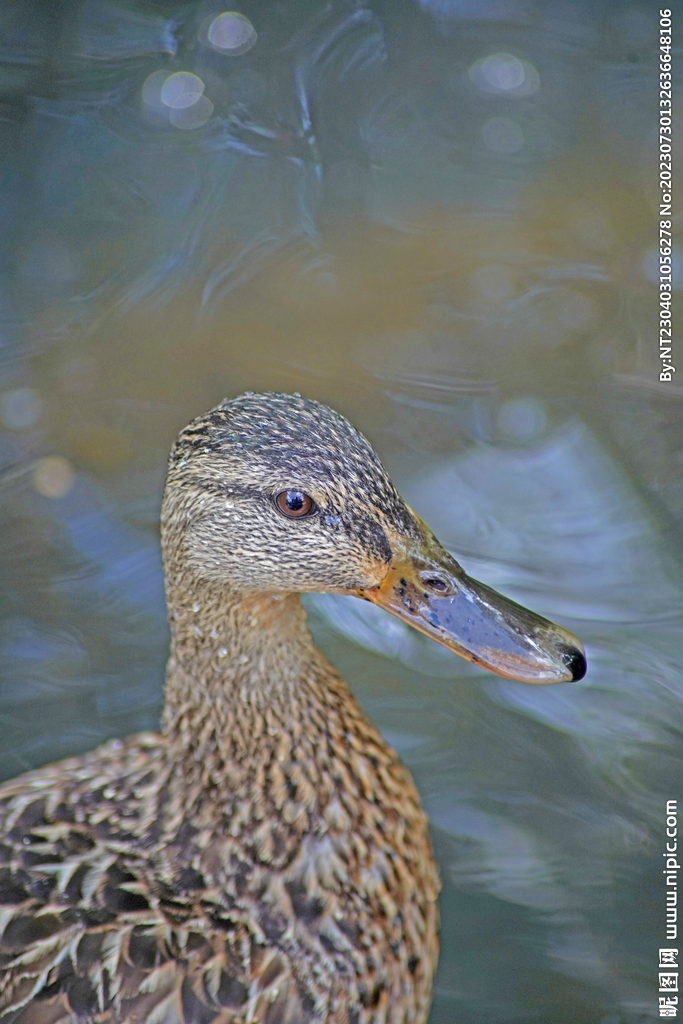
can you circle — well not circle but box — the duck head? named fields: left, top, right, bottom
left=162, top=392, right=586, bottom=684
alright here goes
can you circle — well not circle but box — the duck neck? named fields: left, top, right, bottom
left=161, top=576, right=332, bottom=775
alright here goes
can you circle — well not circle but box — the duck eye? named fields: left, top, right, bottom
left=275, top=490, right=316, bottom=519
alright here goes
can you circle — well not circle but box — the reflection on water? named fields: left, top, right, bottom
left=0, top=0, right=679, bottom=1021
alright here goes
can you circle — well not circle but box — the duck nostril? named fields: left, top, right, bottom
left=420, top=574, right=452, bottom=595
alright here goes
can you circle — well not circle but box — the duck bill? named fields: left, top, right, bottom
left=357, top=521, right=586, bottom=684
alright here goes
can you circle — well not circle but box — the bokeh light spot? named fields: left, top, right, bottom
left=569, top=202, right=615, bottom=252
left=472, top=264, right=516, bottom=303
left=557, top=292, right=597, bottom=330
left=480, top=117, right=524, bottom=154
left=33, top=457, right=75, bottom=499
left=160, top=72, right=205, bottom=109
left=469, top=53, right=540, bottom=97
left=170, top=95, right=214, bottom=129
left=498, top=399, right=546, bottom=442
left=643, top=245, right=683, bottom=291
left=141, top=69, right=168, bottom=108
left=0, top=388, right=42, bottom=430
left=208, top=12, right=257, bottom=55
left=618, top=8, right=654, bottom=44
left=483, top=53, right=524, bottom=91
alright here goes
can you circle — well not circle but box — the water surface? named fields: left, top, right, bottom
left=0, top=2, right=680, bottom=1021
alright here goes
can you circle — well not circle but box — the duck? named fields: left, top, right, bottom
left=0, top=392, right=586, bottom=1024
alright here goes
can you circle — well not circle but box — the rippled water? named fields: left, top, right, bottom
left=0, top=1, right=680, bottom=1021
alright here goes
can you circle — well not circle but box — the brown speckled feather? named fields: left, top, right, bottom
left=0, top=395, right=440, bottom=1024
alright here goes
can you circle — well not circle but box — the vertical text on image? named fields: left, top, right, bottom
left=660, top=800, right=679, bottom=1018
left=658, top=9, right=674, bottom=383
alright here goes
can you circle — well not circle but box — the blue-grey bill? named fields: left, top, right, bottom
left=358, top=524, right=586, bottom=685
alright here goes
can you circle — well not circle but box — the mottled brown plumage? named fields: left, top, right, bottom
left=0, top=394, right=441, bottom=1024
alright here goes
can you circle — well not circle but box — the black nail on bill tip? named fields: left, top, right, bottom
left=561, top=647, right=587, bottom=681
